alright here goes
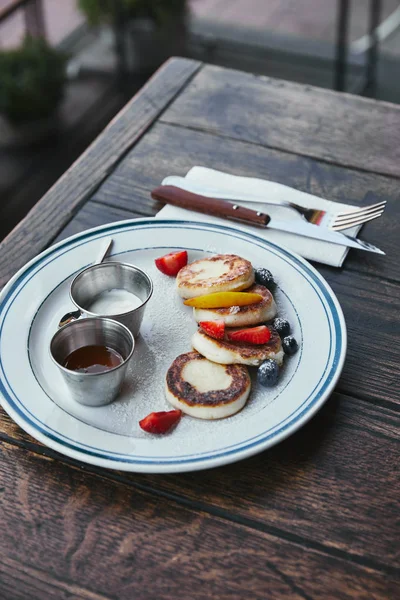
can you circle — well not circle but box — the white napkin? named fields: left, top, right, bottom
left=155, top=167, right=362, bottom=267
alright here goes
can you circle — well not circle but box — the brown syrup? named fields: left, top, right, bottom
left=63, top=345, right=123, bottom=374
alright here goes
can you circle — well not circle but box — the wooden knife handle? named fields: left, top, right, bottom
left=151, top=185, right=270, bottom=227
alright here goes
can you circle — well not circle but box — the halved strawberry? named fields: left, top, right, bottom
left=227, top=325, right=271, bottom=345
left=139, top=410, right=182, bottom=434
left=155, top=250, right=188, bottom=276
left=199, top=320, right=225, bottom=340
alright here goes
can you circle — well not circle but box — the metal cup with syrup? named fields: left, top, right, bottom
left=50, top=317, right=134, bottom=406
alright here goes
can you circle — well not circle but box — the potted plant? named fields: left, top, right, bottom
left=0, top=36, right=67, bottom=147
left=78, top=0, right=188, bottom=74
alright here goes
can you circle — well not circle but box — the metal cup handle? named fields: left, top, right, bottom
left=58, top=309, right=82, bottom=329
left=58, top=238, right=114, bottom=329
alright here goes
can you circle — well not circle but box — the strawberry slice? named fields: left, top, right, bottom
left=139, top=410, right=182, bottom=434
left=155, top=250, right=188, bottom=276
left=199, top=320, right=225, bottom=340
left=227, top=325, right=271, bottom=345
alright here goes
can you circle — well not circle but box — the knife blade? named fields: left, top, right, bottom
left=151, top=185, right=385, bottom=255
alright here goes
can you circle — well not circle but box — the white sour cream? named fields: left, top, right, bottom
left=87, top=289, right=142, bottom=315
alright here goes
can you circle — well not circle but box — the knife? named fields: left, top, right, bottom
left=162, top=175, right=293, bottom=207
left=151, top=185, right=385, bottom=255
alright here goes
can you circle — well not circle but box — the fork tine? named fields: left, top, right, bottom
left=344, top=200, right=386, bottom=213
left=332, top=209, right=385, bottom=225
left=333, top=207, right=385, bottom=228
left=332, top=208, right=385, bottom=225
left=333, top=207, right=386, bottom=227
left=332, top=211, right=385, bottom=231
left=334, top=201, right=387, bottom=221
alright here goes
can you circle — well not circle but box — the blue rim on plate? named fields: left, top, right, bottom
left=0, top=219, right=347, bottom=472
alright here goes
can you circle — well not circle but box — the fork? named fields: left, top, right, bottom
left=161, top=176, right=386, bottom=231
left=292, top=200, right=387, bottom=231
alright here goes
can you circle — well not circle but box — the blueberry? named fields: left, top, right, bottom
left=257, top=359, right=279, bottom=387
left=254, top=267, right=275, bottom=289
left=282, top=335, right=299, bottom=356
left=272, top=317, right=290, bottom=337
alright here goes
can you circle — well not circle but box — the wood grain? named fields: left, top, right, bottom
left=0, top=58, right=202, bottom=289
left=52, top=201, right=136, bottom=245
left=0, top=391, right=399, bottom=572
left=323, top=270, right=400, bottom=406
left=0, top=440, right=397, bottom=600
left=92, top=122, right=400, bottom=282
left=0, top=556, right=113, bottom=600
left=160, top=64, right=400, bottom=178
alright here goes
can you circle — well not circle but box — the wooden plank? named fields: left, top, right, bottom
left=0, top=440, right=397, bottom=599
left=92, top=122, right=400, bottom=283
left=52, top=201, right=137, bottom=245
left=0, top=391, right=399, bottom=572
left=138, top=393, right=400, bottom=573
left=160, top=64, right=400, bottom=178
left=0, top=57, right=202, bottom=289
left=0, top=556, right=113, bottom=600
left=323, top=269, right=400, bottom=407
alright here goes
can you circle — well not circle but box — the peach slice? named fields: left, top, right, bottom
left=183, top=291, right=263, bottom=309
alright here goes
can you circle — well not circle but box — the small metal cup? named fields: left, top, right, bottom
left=69, top=262, right=153, bottom=337
left=50, top=317, right=135, bottom=406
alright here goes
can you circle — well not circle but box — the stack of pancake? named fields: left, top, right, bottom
left=165, top=254, right=283, bottom=420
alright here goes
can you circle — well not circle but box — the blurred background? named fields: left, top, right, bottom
left=1, top=0, right=399, bottom=240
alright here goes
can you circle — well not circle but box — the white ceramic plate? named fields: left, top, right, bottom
left=0, top=219, right=346, bottom=473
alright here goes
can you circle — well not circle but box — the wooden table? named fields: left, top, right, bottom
left=0, top=58, right=399, bottom=599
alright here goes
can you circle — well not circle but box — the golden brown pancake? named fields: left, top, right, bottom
left=193, top=283, right=277, bottom=327
left=191, top=327, right=284, bottom=367
left=165, top=351, right=251, bottom=419
left=176, top=254, right=254, bottom=299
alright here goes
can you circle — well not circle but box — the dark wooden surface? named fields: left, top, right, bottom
left=0, top=58, right=399, bottom=599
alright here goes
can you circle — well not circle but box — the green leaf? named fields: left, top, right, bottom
left=0, top=36, right=67, bottom=123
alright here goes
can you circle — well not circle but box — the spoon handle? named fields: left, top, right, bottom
left=95, top=238, right=113, bottom=264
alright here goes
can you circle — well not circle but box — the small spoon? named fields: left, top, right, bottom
left=58, top=238, right=113, bottom=328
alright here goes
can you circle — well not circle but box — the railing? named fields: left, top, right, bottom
left=0, top=0, right=46, bottom=38
left=335, top=0, right=381, bottom=95
left=0, top=0, right=383, bottom=95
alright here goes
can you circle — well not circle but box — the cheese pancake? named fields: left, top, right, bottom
left=192, top=327, right=284, bottom=367
left=176, top=254, right=254, bottom=299
left=165, top=351, right=251, bottom=419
